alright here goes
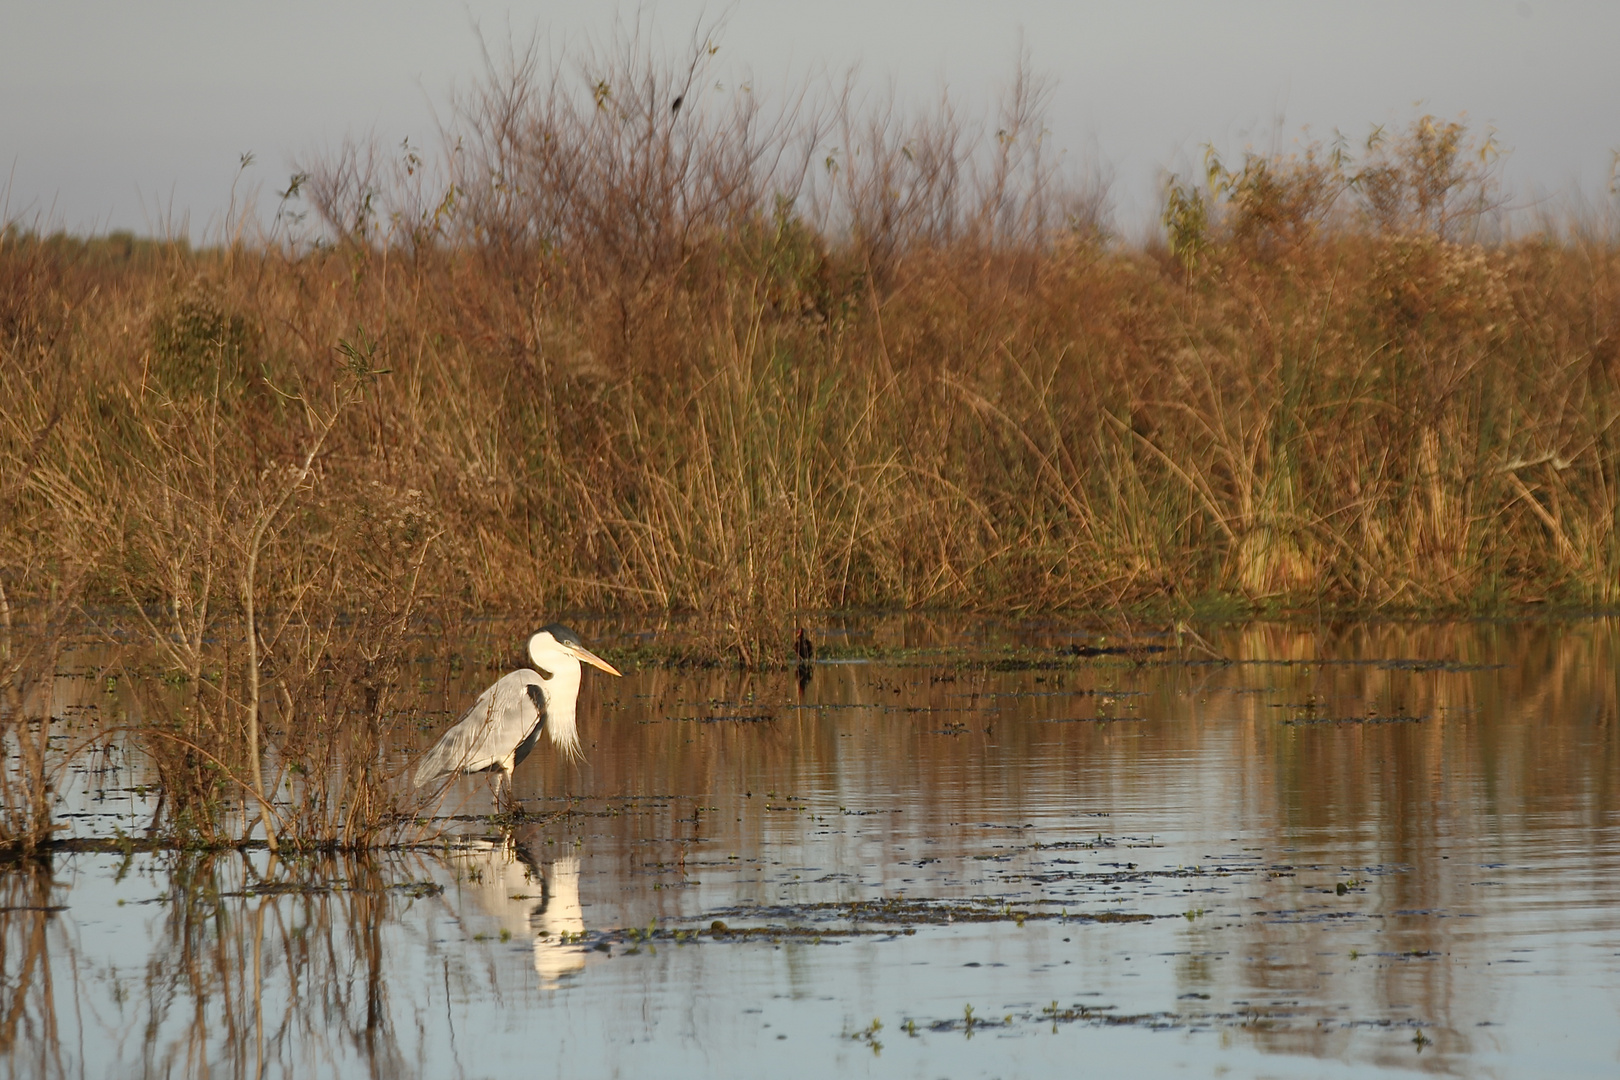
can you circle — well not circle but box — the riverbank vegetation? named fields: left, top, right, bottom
left=5, top=35, right=1620, bottom=851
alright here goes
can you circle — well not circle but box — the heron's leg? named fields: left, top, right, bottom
left=496, top=753, right=517, bottom=812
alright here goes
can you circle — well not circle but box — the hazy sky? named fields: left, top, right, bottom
left=4, top=1, right=1618, bottom=238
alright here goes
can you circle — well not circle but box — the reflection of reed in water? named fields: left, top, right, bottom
left=0, top=862, right=65, bottom=1079
left=451, top=842, right=587, bottom=987
left=135, top=851, right=412, bottom=1080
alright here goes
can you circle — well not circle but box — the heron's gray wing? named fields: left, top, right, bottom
left=413, top=670, right=546, bottom=786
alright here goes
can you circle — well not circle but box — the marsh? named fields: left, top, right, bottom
left=4, top=616, right=1618, bottom=1078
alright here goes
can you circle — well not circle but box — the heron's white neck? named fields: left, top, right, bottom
left=528, top=638, right=583, bottom=760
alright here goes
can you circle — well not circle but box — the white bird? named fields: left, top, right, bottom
left=413, top=625, right=621, bottom=800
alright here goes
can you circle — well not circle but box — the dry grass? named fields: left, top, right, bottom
left=4, top=37, right=1620, bottom=846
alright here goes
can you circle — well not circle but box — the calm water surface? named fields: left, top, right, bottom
left=5, top=619, right=1620, bottom=1078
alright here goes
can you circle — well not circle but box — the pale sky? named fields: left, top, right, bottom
left=4, top=1, right=1618, bottom=239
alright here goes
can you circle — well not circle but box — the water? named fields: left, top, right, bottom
left=5, top=618, right=1620, bottom=1078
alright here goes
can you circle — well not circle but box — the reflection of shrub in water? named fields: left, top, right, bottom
left=0, top=862, right=60, bottom=1068
left=57, top=851, right=415, bottom=1077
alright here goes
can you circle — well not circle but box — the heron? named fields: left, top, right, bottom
left=413, top=625, right=621, bottom=802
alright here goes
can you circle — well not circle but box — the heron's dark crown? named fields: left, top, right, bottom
left=537, top=623, right=584, bottom=648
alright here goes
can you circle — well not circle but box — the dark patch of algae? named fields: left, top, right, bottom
left=563, top=901, right=1324, bottom=1042
left=568, top=897, right=1155, bottom=956
left=698, top=896, right=1155, bottom=932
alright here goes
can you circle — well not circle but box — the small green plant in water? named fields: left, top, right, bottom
left=849, top=1017, right=883, bottom=1055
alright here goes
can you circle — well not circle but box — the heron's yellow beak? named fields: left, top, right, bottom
left=570, top=643, right=622, bottom=677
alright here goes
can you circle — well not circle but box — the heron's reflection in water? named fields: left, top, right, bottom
left=450, top=840, right=587, bottom=988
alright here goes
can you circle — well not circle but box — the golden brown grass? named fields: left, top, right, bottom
left=3, top=38, right=1620, bottom=848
